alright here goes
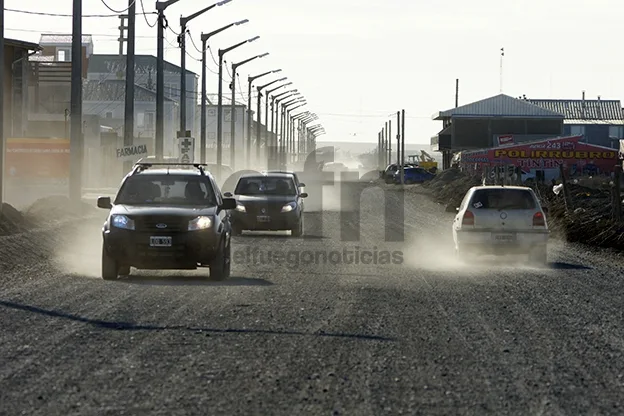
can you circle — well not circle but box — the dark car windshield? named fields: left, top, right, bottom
left=115, top=175, right=217, bottom=206
left=470, top=189, right=536, bottom=210
left=235, top=176, right=297, bottom=196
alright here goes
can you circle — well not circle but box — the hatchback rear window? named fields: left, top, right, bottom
left=469, top=189, right=536, bottom=210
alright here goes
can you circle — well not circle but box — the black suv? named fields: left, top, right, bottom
left=96, top=163, right=236, bottom=281
left=226, top=172, right=307, bottom=236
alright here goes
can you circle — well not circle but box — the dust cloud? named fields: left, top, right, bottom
left=52, top=218, right=104, bottom=278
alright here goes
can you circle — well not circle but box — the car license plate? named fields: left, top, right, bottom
left=492, top=233, right=516, bottom=242
left=256, top=215, right=271, bottom=222
left=150, top=236, right=172, bottom=247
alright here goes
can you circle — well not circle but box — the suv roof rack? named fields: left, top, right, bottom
left=131, top=162, right=209, bottom=176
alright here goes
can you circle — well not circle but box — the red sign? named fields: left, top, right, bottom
left=460, top=136, right=618, bottom=173
left=497, top=134, right=514, bottom=146
left=5, top=138, right=70, bottom=179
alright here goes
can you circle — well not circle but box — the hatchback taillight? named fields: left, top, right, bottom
left=533, top=211, right=545, bottom=226
left=462, top=210, right=475, bottom=226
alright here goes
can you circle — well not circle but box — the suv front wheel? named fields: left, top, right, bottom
left=101, top=245, right=119, bottom=281
left=209, top=236, right=231, bottom=281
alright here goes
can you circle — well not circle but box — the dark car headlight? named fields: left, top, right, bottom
left=111, top=214, right=135, bottom=230
left=235, top=203, right=246, bottom=212
left=188, top=216, right=213, bottom=231
left=281, top=202, right=297, bottom=212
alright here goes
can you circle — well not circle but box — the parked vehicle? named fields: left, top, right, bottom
left=393, top=166, right=435, bottom=184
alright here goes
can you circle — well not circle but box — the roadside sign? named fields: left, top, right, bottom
left=116, top=144, right=149, bottom=161
left=178, top=137, right=195, bottom=164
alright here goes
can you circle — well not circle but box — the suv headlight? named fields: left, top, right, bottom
left=281, top=202, right=297, bottom=212
left=235, top=203, right=246, bottom=212
left=111, top=214, right=135, bottom=230
left=188, top=216, right=212, bottom=231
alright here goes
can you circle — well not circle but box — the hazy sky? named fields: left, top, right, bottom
left=4, top=0, right=623, bottom=145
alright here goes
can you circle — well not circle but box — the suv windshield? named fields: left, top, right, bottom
left=115, top=174, right=217, bottom=206
left=235, top=176, right=297, bottom=196
left=470, top=189, right=536, bottom=210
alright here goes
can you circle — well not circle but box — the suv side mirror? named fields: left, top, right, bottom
left=97, top=196, right=112, bottom=209
left=220, top=197, right=237, bottom=210
left=299, top=182, right=306, bottom=187
left=223, top=191, right=233, bottom=197
left=300, top=192, right=308, bottom=198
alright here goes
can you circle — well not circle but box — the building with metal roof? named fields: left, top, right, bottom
left=82, top=79, right=178, bottom=156
left=432, top=94, right=564, bottom=169
left=525, top=93, right=623, bottom=148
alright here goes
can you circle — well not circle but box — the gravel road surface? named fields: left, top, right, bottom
left=1, top=182, right=623, bottom=415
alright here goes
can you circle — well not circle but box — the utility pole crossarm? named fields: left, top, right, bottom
left=156, top=0, right=181, bottom=11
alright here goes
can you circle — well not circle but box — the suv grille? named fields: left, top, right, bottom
left=134, top=216, right=190, bottom=232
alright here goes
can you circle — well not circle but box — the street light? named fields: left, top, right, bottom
left=229, top=52, right=269, bottom=170
left=271, top=90, right=299, bottom=163
left=199, top=19, right=249, bottom=163
left=247, top=69, right=281, bottom=166
left=285, top=102, right=307, bottom=161
left=265, top=84, right=294, bottom=162
left=179, top=0, right=232, bottom=136
left=291, top=111, right=311, bottom=158
left=273, top=93, right=301, bottom=165
left=255, top=78, right=288, bottom=160
left=281, top=98, right=306, bottom=162
left=276, top=96, right=303, bottom=165
left=217, top=35, right=260, bottom=174
left=155, top=0, right=182, bottom=158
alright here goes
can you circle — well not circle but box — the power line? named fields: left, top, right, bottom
left=100, top=0, right=136, bottom=14
left=5, top=27, right=154, bottom=38
left=139, top=0, right=157, bottom=27
left=3, top=7, right=154, bottom=18
left=316, top=112, right=432, bottom=119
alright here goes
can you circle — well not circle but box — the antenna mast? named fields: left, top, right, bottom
left=500, top=47, right=504, bottom=93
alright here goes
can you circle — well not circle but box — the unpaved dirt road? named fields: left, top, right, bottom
left=1, top=182, right=623, bottom=415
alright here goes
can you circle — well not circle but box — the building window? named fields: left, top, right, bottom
left=570, top=125, right=584, bottom=136
left=145, top=112, right=155, bottom=129
left=57, top=50, right=66, bottom=61
left=224, top=109, right=235, bottom=122
left=609, top=126, right=623, bottom=139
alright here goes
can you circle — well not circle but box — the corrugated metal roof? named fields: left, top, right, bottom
left=39, top=34, right=93, bottom=45
left=434, top=94, right=564, bottom=119
left=565, top=119, right=624, bottom=125
left=527, top=98, right=623, bottom=121
left=5, top=37, right=41, bottom=51
left=83, top=79, right=173, bottom=102
left=88, top=54, right=198, bottom=77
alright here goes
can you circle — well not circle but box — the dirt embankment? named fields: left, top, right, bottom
left=0, top=196, right=97, bottom=236
left=418, top=169, right=624, bottom=251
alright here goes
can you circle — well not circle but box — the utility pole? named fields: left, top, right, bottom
left=400, top=109, right=405, bottom=185
left=118, top=14, right=127, bottom=56
left=155, top=0, right=180, bottom=159
left=0, top=0, right=4, bottom=210
left=123, top=0, right=136, bottom=173
left=388, top=120, right=392, bottom=165
left=200, top=36, right=207, bottom=163
left=256, top=88, right=262, bottom=160
left=179, top=2, right=233, bottom=138
left=455, top=78, right=459, bottom=107
left=247, top=78, right=252, bottom=167
left=396, top=111, right=400, bottom=165
left=229, top=53, right=268, bottom=169
left=69, top=0, right=83, bottom=205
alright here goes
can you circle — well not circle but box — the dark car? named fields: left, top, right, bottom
left=96, top=163, right=236, bottom=281
left=226, top=173, right=307, bottom=236
left=393, top=166, right=435, bottom=184
left=264, top=170, right=305, bottom=189
left=381, top=163, right=418, bottom=183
